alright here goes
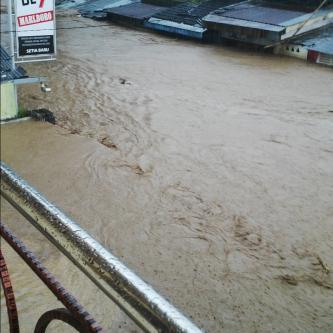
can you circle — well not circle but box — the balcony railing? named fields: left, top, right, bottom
left=0, top=162, right=204, bottom=333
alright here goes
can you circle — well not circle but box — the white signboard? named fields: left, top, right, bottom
left=15, top=0, right=56, bottom=59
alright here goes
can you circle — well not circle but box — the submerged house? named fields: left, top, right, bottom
left=54, top=0, right=333, bottom=67
left=105, top=1, right=166, bottom=26
left=276, top=23, right=333, bottom=66
left=202, top=0, right=333, bottom=46
left=145, top=0, right=240, bottom=39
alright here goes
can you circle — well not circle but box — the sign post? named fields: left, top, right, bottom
left=8, top=0, right=15, bottom=69
left=15, top=0, right=56, bottom=62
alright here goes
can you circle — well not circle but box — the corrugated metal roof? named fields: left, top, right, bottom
left=151, top=0, right=240, bottom=27
left=105, top=2, right=165, bottom=20
left=0, top=46, right=27, bottom=83
left=203, top=14, right=285, bottom=31
left=268, top=0, right=333, bottom=10
left=151, top=3, right=196, bottom=25
left=291, top=24, right=333, bottom=54
left=77, top=0, right=137, bottom=19
left=218, top=2, right=306, bottom=25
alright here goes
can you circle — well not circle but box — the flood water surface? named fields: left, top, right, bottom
left=1, top=11, right=333, bottom=333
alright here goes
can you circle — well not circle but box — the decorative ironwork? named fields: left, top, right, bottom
left=0, top=249, right=20, bottom=333
left=0, top=222, right=106, bottom=333
left=34, top=308, right=92, bottom=333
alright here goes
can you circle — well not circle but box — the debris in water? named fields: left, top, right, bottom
left=69, top=128, right=81, bottom=135
left=314, top=255, right=330, bottom=274
left=29, top=109, right=56, bottom=124
left=119, top=78, right=131, bottom=85
left=310, top=277, right=333, bottom=290
left=279, top=275, right=299, bottom=286
left=98, top=136, right=118, bottom=149
left=132, top=165, right=144, bottom=175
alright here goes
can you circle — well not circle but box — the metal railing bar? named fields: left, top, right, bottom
left=0, top=162, right=204, bottom=333
left=0, top=221, right=106, bottom=333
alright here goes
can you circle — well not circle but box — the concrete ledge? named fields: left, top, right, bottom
left=0, top=117, right=32, bottom=125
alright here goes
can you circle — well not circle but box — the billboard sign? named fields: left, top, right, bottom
left=15, top=0, right=56, bottom=60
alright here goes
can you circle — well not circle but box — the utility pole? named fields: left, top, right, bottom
left=7, top=0, right=15, bottom=69
left=7, top=0, right=18, bottom=117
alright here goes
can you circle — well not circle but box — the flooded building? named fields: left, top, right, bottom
left=105, top=1, right=166, bottom=26
left=58, top=0, right=333, bottom=55
left=203, top=0, right=333, bottom=46
left=145, top=0, right=239, bottom=39
left=276, top=23, right=333, bottom=66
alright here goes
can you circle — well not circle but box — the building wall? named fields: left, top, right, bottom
left=274, top=43, right=308, bottom=60
left=1, top=82, right=18, bottom=121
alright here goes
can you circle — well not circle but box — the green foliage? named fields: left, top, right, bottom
left=17, top=106, right=28, bottom=118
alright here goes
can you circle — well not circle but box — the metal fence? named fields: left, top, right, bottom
left=0, top=161, right=204, bottom=333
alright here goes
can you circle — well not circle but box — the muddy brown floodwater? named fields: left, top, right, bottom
left=1, top=10, right=333, bottom=333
